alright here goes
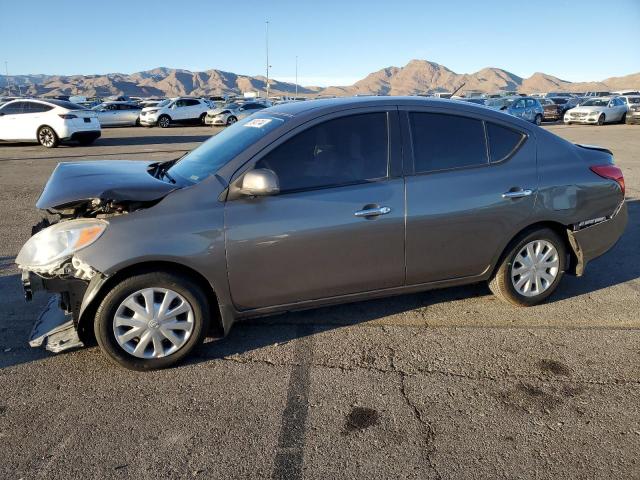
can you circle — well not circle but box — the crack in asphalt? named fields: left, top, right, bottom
left=399, top=371, right=442, bottom=480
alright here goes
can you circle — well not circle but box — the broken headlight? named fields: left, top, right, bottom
left=16, top=219, right=107, bottom=271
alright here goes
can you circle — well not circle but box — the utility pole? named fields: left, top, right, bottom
left=265, top=20, right=270, bottom=99
left=295, top=56, right=298, bottom=99
left=4, top=61, right=9, bottom=96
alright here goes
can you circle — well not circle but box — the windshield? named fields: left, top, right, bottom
left=582, top=99, right=608, bottom=107
left=169, top=114, right=286, bottom=183
left=156, top=99, right=171, bottom=108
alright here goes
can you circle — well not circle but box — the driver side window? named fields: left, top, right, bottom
left=254, top=113, right=389, bottom=193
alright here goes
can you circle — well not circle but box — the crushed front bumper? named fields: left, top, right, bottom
left=22, top=270, right=89, bottom=353
left=29, top=296, right=83, bottom=353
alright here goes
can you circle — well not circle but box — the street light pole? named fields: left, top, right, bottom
left=295, top=56, right=298, bottom=99
left=265, top=20, right=270, bottom=99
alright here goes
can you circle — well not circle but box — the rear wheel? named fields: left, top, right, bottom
left=37, top=126, right=59, bottom=148
left=597, top=114, right=605, bottom=126
left=158, top=115, right=171, bottom=128
left=488, top=228, right=566, bottom=307
left=534, top=114, right=542, bottom=126
left=95, top=271, right=210, bottom=370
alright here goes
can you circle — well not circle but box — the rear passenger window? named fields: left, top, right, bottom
left=255, top=113, right=388, bottom=192
left=409, top=112, right=487, bottom=173
left=486, top=123, right=525, bottom=163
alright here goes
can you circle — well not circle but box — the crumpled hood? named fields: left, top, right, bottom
left=36, top=160, right=177, bottom=210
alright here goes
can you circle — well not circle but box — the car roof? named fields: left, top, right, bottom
left=265, top=96, right=539, bottom=129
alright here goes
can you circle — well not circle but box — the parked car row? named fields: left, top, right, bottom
left=462, top=93, right=639, bottom=126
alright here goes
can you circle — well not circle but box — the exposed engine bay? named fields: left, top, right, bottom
left=17, top=159, right=180, bottom=352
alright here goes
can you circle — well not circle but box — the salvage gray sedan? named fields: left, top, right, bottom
left=17, top=97, right=627, bottom=370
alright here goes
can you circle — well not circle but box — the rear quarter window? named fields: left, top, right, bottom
left=486, top=123, right=526, bottom=163
left=409, top=112, right=488, bottom=173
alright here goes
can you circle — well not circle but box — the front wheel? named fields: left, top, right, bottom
left=534, top=114, right=542, bottom=126
left=95, top=271, right=210, bottom=370
left=199, top=113, right=207, bottom=125
left=597, top=114, right=605, bottom=126
left=37, top=126, right=59, bottom=148
left=158, top=115, right=171, bottom=128
left=620, top=113, right=626, bottom=124
left=488, top=228, right=566, bottom=307
left=226, top=115, right=237, bottom=126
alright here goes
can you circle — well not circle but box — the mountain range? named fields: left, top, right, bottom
left=1, top=60, right=639, bottom=98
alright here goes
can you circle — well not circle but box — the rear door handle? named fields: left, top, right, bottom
left=502, top=189, right=533, bottom=199
left=354, top=206, right=391, bottom=217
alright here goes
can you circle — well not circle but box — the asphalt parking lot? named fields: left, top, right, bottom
left=0, top=123, right=638, bottom=479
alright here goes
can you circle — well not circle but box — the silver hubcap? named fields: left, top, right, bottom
left=160, top=117, right=169, bottom=127
left=511, top=240, right=559, bottom=297
left=113, top=288, right=195, bottom=359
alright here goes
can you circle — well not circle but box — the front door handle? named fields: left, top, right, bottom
left=502, top=189, right=533, bottom=199
left=354, top=206, right=391, bottom=218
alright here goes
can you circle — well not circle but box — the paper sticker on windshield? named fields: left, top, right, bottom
left=244, top=118, right=272, bottom=128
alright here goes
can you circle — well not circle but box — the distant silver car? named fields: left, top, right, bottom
left=487, top=96, right=545, bottom=125
left=17, top=97, right=628, bottom=370
left=205, top=101, right=270, bottom=126
left=92, top=101, right=142, bottom=127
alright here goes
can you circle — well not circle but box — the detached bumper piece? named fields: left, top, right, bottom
left=567, top=201, right=628, bottom=276
left=22, top=271, right=88, bottom=353
left=29, top=296, right=84, bottom=353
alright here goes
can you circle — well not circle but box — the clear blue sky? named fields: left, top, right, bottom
left=3, top=0, right=639, bottom=86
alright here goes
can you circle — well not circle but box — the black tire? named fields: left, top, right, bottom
left=226, top=115, right=237, bottom=126
left=37, top=126, right=59, bottom=148
left=488, top=228, right=566, bottom=307
left=135, top=117, right=141, bottom=127
left=158, top=115, right=171, bottom=128
left=94, top=271, right=211, bottom=370
left=620, top=113, right=626, bottom=124
left=597, top=114, right=605, bottom=126
left=534, top=114, right=542, bottom=126
left=199, top=113, right=207, bottom=125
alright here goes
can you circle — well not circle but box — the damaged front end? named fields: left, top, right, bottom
left=17, top=159, right=180, bottom=353
left=17, top=218, right=108, bottom=353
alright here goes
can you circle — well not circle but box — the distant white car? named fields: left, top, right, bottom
left=139, top=97, right=211, bottom=128
left=564, top=97, right=628, bottom=125
left=204, top=101, right=270, bottom=126
left=0, top=99, right=100, bottom=147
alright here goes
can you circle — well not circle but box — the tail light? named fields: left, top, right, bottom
left=58, top=113, right=77, bottom=119
left=590, top=165, right=625, bottom=195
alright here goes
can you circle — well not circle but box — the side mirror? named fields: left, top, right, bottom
left=239, top=169, right=279, bottom=197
